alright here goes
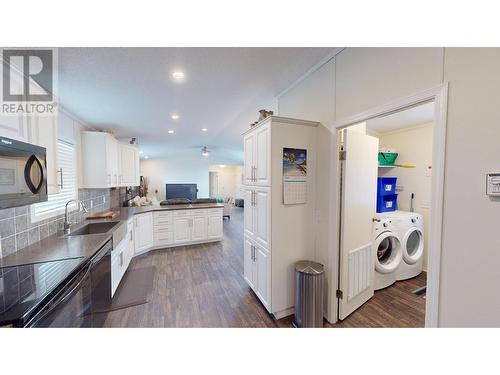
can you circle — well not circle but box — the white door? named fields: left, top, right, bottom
left=191, top=215, right=207, bottom=241
left=243, top=236, right=255, bottom=289
left=243, top=133, right=255, bottom=185
left=255, top=124, right=270, bottom=186
left=338, top=128, right=379, bottom=320
left=134, top=212, right=153, bottom=254
left=243, top=187, right=255, bottom=238
left=255, top=245, right=271, bottom=308
left=254, top=186, right=271, bottom=249
left=207, top=214, right=222, bottom=239
left=174, top=216, right=191, bottom=243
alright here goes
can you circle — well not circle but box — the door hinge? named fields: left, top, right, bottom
left=336, top=290, right=343, bottom=299
left=339, top=150, right=346, bottom=161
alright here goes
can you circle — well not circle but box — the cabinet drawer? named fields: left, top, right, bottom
left=154, top=211, right=173, bottom=219
left=207, top=208, right=223, bottom=215
left=173, top=210, right=189, bottom=217
left=191, top=209, right=207, bottom=216
left=154, top=217, right=173, bottom=226
left=154, top=230, right=173, bottom=241
left=154, top=225, right=173, bottom=233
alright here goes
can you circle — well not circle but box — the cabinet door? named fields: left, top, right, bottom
left=31, top=115, right=59, bottom=194
left=243, top=187, right=255, bottom=238
left=119, top=144, right=139, bottom=186
left=207, top=214, right=222, bottom=239
left=254, top=187, right=271, bottom=249
left=174, top=216, right=191, bottom=243
left=134, top=213, right=153, bottom=254
left=255, top=246, right=271, bottom=308
left=191, top=215, right=207, bottom=241
left=255, top=124, right=271, bottom=186
left=243, top=237, right=255, bottom=289
left=106, top=135, right=119, bottom=187
left=243, top=132, right=255, bottom=185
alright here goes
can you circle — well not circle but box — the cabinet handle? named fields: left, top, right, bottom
left=130, top=230, right=133, bottom=241
left=108, top=174, right=111, bottom=185
left=57, top=168, right=63, bottom=189
left=120, top=252, right=124, bottom=267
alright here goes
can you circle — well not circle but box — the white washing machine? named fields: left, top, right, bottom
left=372, top=214, right=403, bottom=290
left=393, top=211, right=424, bottom=280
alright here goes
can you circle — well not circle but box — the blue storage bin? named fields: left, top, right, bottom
left=377, top=177, right=397, bottom=196
left=377, top=194, right=398, bottom=213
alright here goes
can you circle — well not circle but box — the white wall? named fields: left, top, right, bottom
left=377, top=123, right=433, bottom=271
left=140, top=153, right=210, bottom=199
left=208, top=165, right=244, bottom=199
left=276, top=47, right=500, bottom=327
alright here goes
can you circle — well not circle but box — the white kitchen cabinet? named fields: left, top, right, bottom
left=207, top=214, right=222, bottom=239
left=119, top=143, right=140, bottom=187
left=191, top=215, right=207, bottom=241
left=243, top=236, right=256, bottom=289
left=174, top=216, right=191, bottom=243
left=242, top=116, right=320, bottom=319
left=254, top=124, right=271, bottom=186
left=243, top=132, right=255, bottom=185
left=81, top=131, right=122, bottom=188
left=134, top=212, right=153, bottom=254
left=255, top=245, right=271, bottom=308
left=243, top=186, right=255, bottom=238
left=243, top=235, right=270, bottom=309
left=243, top=122, right=271, bottom=186
left=254, top=186, right=271, bottom=249
left=243, top=185, right=270, bottom=249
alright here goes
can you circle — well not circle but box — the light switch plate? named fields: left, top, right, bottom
left=486, top=173, right=500, bottom=196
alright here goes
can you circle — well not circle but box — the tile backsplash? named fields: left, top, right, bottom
left=0, top=188, right=115, bottom=259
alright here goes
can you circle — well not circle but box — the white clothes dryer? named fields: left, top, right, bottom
left=393, top=211, right=424, bottom=280
left=372, top=214, right=403, bottom=290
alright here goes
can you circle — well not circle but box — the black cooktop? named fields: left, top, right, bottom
left=0, top=257, right=83, bottom=327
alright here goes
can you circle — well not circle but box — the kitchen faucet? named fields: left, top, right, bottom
left=63, top=199, right=88, bottom=234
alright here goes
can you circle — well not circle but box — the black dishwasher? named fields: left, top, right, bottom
left=26, top=239, right=113, bottom=328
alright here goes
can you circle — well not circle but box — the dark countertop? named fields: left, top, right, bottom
left=0, top=203, right=223, bottom=269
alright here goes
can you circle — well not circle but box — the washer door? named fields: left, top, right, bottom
left=402, top=227, right=424, bottom=264
left=374, top=232, right=402, bottom=274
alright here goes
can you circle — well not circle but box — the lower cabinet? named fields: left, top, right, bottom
left=173, top=216, right=191, bottom=243
left=134, top=212, right=154, bottom=254
left=191, top=215, right=208, bottom=241
left=111, top=219, right=134, bottom=297
left=207, top=214, right=223, bottom=239
left=243, top=235, right=271, bottom=309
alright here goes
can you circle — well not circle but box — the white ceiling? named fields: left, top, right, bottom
left=58, top=48, right=334, bottom=163
left=366, top=101, right=434, bottom=134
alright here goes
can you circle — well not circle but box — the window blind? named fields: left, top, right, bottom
left=33, top=140, right=77, bottom=218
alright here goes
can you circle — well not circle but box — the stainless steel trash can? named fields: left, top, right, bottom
left=293, top=260, right=324, bottom=328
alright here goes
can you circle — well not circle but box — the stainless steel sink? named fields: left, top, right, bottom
left=65, top=221, right=120, bottom=236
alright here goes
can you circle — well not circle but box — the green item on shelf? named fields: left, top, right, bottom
left=378, top=151, right=398, bottom=166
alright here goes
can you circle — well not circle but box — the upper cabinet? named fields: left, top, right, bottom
left=119, top=143, right=140, bottom=187
left=81, top=131, right=140, bottom=188
left=243, top=121, right=271, bottom=186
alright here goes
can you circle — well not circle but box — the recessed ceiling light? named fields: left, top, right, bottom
left=219, top=165, right=225, bottom=168
left=171, top=114, right=179, bottom=120
left=201, top=128, right=207, bottom=132
left=168, top=130, right=175, bottom=134
left=172, top=71, right=185, bottom=80
left=144, top=156, right=149, bottom=159
left=139, top=150, right=143, bottom=154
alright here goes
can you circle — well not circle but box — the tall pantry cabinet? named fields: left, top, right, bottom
left=243, top=116, right=319, bottom=319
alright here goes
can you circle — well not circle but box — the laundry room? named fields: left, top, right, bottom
left=336, top=101, right=435, bottom=327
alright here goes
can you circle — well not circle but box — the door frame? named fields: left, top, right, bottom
left=328, top=83, right=448, bottom=327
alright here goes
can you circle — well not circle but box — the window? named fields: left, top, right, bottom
left=32, top=140, right=77, bottom=221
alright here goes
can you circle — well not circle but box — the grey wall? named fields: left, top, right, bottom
left=0, top=188, right=113, bottom=258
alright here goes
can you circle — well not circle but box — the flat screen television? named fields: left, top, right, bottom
left=165, top=184, right=198, bottom=200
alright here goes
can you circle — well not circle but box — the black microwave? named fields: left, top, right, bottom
left=0, top=136, right=48, bottom=209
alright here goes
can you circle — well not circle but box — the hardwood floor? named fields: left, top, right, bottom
left=104, top=207, right=426, bottom=328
